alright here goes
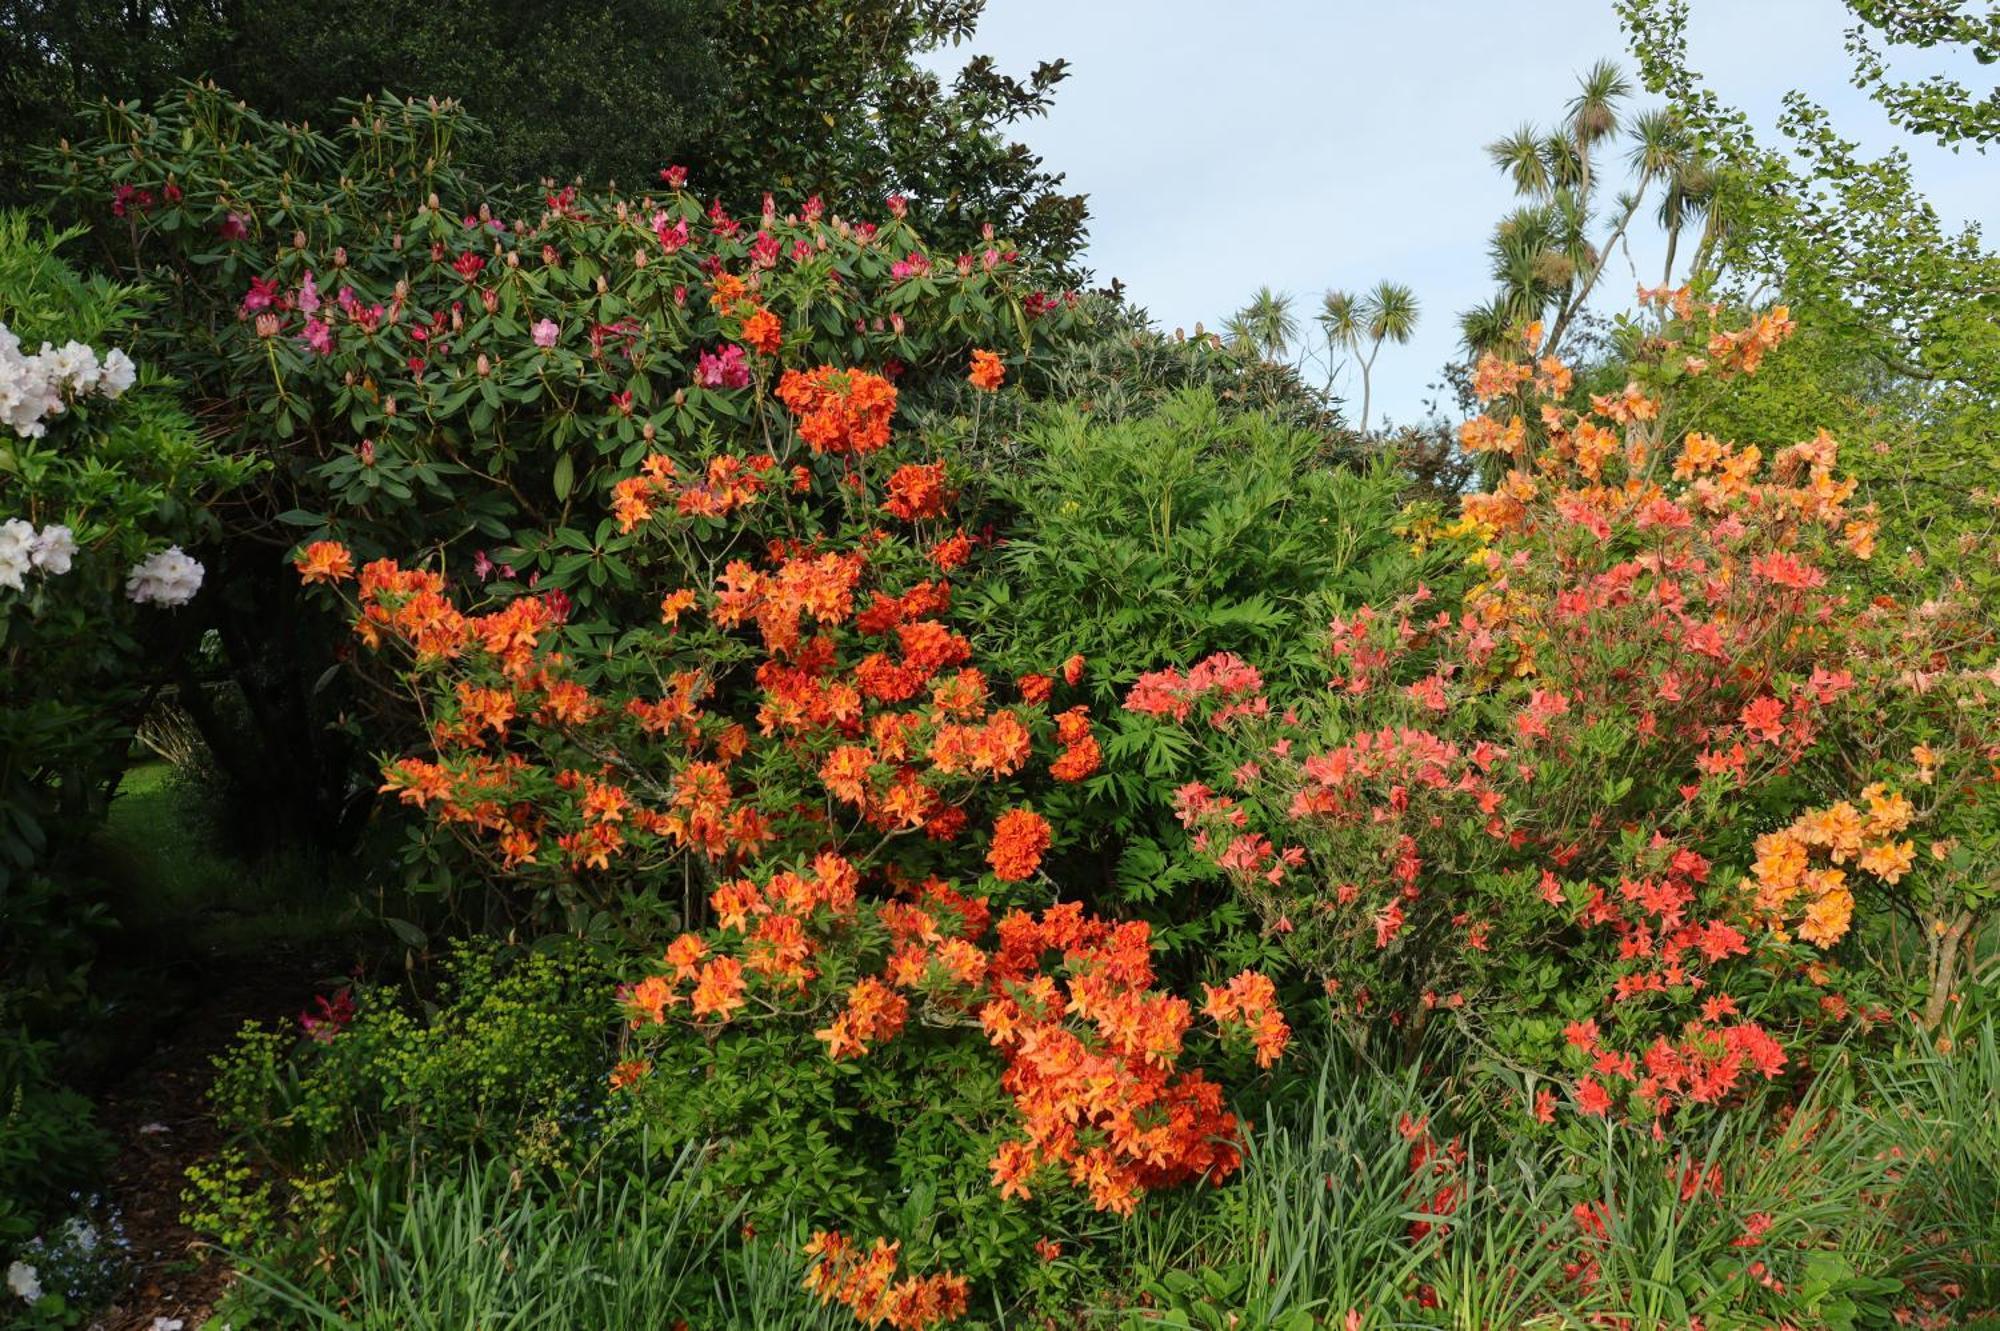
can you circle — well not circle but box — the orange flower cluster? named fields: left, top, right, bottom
left=1751, top=783, right=1914, bottom=947
left=611, top=452, right=778, bottom=532
left=967, top=348, right=1005, bottom=391
left=294, top=539, right=355, bottom=584
left=741, top=306, right=783, bottom=356
left=983, top=902, right=1267, bottom=1215
left=985, top=807, right=1051, bottom=882
left=803, top=1231, right=969, bottom=1331
left=1048, top=706, right=1101, bottom=782
left=713, top=548, right=868, bottom=657
left=778, top=365, right=898, bottom=456
left=1201, top=970, right=1291, bottom=1067
left=816, top=975, right=910, bottom=1057
left=882, top=461, right=954, bottom=520
left=629, top=865, right=1284, bottom=1216
left=354, top=557, right=468, bottom=658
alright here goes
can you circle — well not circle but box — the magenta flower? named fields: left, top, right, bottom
left=653, top=213, right=690, bottom=253
left=218, top=212, right=249, bottom=241
left=532, top=319, right=560, bottom=348
left=300, top=318, right=333, bottom=356
left=297, top=271, right=321, bottom=316
left=240, top=276, right=281, bottom=315
left=695, top=344, right=750, bottom=390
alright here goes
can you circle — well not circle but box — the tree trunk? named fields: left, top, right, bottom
left=1923, top=910, right=1975, bottom=1032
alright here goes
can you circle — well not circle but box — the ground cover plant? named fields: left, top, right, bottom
left=3, top=5, right=1998, bottom=1330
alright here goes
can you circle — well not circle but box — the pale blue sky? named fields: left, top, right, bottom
left=926, top=1, right=1997, bottom=425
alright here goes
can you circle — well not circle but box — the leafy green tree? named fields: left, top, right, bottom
left=2, top=0, right=1088, bottom=267
left=1844, top=0, right=2000, bottom=147
left=1621, top=0, right=2000, bottom=599
left=0, top=0, right=716, bottom=195
left=969, top=390, right=1458, bottom=968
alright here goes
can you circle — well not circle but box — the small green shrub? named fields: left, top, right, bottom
left=0, top=1027, right=112, bottom=1245
left=969, top=390, right=1456, bottom=962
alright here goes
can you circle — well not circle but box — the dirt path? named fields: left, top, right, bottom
left=88, top=952, right=333, bottom=1331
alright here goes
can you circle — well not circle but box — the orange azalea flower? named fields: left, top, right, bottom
left=689, top=955, right=747, bottom=1018
left=803, top=1232, right=968, bottom=1331
left=967, top=348, right=1005, bottom=391
left=777, top=366, right=898, bottom=456
left=295, top=540, right=355, bottom=584
left=609, top=1057, right=651, bottom=1089
left=742, top=306, right=783, bottom=356
left=986, top=807, right=1050, bottom=882
left=882, top=461, right=954, bottom=521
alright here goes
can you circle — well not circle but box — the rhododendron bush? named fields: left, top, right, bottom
left=38, top=87, right=1086, bottom=848
left=1138, top=294, right=1998, bottom=1127
left=0, top=213, right=254, bottom=889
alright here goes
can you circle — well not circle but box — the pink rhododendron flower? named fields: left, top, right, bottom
left=695, top=344, right=750, bottom=390
left=532, top=319, right=560, bottom=348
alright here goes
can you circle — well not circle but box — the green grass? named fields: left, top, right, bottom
left=229, top=1150, right=845, bottom=1331
left=95, top=761, right=363, bottom=960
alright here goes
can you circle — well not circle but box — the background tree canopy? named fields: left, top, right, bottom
left=0, top=0, right=1087, bottom=267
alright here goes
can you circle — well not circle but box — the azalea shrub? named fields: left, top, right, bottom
left=1137, top=293, right=1999, bottom=1129
left=290, top=336, right=1290, bottom=1318
left=36, top=85, right=1087, bottom=850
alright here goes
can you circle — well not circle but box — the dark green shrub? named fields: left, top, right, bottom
left=966, top=390, right=1459, bottom=963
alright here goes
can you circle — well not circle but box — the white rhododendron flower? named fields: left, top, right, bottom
left=1, top=520, right=81, bottom=589
left=0, top=518, right=35, bottom=591
left=0, top=321, right=139, bottom=436
left=6, top=1260, right=41, bottom=1304
left=100, top=347, right=137, bottom=398
left=48, top=340, right=102, bottom=393
left=126, top=545, right=204, bottom=606
left=30, top=523, right=76, bottom=575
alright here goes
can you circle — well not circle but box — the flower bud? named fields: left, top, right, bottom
left=480, top=287, right=498, bottom=313
left=333, top=246, right=348, bottom=268
left=476, top=353, right=491, bottom=377
left=384, top=396, right=398, bottom=417
left=427, top=191, right=440, bottom=212
left=292, top=229, right=306, bottom=250
left=642, top=421, right=656, bottom=441
left=506, top=250, right=520, bottom=269
left=255, top=312, right=280, bottom=338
